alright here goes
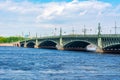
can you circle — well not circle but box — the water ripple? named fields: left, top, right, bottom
left=0, top=47, right=120, bottom=80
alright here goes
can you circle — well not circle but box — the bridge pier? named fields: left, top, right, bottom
left=16, top=43, right=20, bottom=47
left=56, top=28, right=64, bottom=50
left=56, top=44, right=64, bottom=50
left=34, top=34, right=39, bottom=48
left=13, top=42, right=21, bottom=47
left=24, top=41, right=27, bottom=48
left=96, top=48, right=104, bottom=53
left=96, top=23, right=103, bottom=53
left=34, top=40, right=39, bottom=48
left=34, top=45, right=38, bottom=48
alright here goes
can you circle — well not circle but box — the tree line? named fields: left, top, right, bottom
left=0, top=36, right=25, bottom=43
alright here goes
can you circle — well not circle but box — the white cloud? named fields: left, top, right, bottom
left=0, top=0, right=120, bottom=36
left=0, top=0, right=41, bottom=14
left=36, top=0, right=111, bottom=23
left=0, top=0, right=111, bottom=21
left=0, top=0, right=113, bottom=20
left=106, top=4, right=120, bottom=16
left=36, top=2, right=65, bottom=21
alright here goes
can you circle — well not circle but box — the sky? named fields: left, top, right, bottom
left=0, top=0, right=120, bottom=37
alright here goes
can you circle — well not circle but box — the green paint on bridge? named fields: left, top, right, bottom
left=19, top=34, right=120, bottom=53
left=18, top=23, right=120, bottom=53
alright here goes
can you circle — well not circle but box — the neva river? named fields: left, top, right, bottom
left=0, top=47, right=120, bottom=80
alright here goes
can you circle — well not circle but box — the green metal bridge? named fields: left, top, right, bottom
left=18, top=23, right=120, bottom=53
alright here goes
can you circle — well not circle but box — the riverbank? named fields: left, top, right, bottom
left=0, top=43, right=14, bottom=46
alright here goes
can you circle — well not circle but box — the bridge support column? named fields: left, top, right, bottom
left=17, top=43, right=20, bottom=47
left=56, top=34, right=64, bottom=50
left=34, top=39, right=38, bottom=48
left=56, top=28, right=64, bottom=50
left=15, top=42, right=20, bottom=47
left=96, top=37, right=104, bottom=53
left=56, top=44, right=64, bottom=50
left=96, top=23, right=103, bottom=53
left=24, top=41, right=27, bottom=48
left=96, top=48, right=104, bottom=53
left=34, top=45, right=38, bottom=48
left=34, top=33, right=39, bottom=48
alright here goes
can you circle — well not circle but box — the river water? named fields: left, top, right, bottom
left=0, top=47, right=120, bottom=80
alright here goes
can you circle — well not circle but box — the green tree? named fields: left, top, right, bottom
left=0, top=36, right=25, bottom=43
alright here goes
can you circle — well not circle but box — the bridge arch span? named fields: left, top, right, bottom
left=38, top=40, right=57, bottom=49
left=63, top=40, right=93, bottom=51
left=20, top=43, right=24, bottom=47
left=103, top=43, right=120, bottom=53
left=26, top=41, right=35, bottom=48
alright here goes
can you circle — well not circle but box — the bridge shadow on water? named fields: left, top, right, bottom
left=103, top=51, right=120, bottom=54
left=21, top=46, right=120, bottom=55
left=40, top=48, right=57, bottom=50
left=22, top=46, right=120, bottom=54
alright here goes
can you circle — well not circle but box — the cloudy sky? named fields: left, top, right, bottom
left=0, top=0, right=120, bottom=37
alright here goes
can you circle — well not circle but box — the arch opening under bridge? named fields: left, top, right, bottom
left=26, top=42, right=35, bottom=48
left=103, top=44, right=120, bottom=53
left=39, top=40, right=57, bottom=49
left=20, top=43, right=24, bottom=47
left=63, top=40, right=91, bottom=51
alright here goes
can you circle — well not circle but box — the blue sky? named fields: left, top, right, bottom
left=17, top=0, right=120, bottom=4
left=99, top=0, right=120, bottom=5
left=0, top=0, right=120, bottom=37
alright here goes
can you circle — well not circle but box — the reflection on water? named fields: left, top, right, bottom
left=0, top=47, right=120, bottom=80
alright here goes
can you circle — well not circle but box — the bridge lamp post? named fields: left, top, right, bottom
left=36, top=33, right=37, bottom=39
left=95, top=23, right=104, bottom=53
left=112, top=21, right=120, bottom=35
left=72, top=27, right=75, bottom=35
left=54, top=27, right=57, bottom=36
left=51, top=31, right=54, bottom=37
left=82, top=25, right=87, bottom=36
left=29, top=32, right=31, bottom=38
left=96, top=23, right=103, bottom=53
left=98, top=23, right=101, bottom=38
left=64, top=31, right=66, bottom=35
left=113, top=21, right=117, bottom=35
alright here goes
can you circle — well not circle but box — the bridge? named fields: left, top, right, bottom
left=17, top=23, right=120, bottom=53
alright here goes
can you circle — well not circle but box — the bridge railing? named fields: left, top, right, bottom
left=36, top=34, right=98, bottom=38
left=101, top=34, right=120, bottom=37
left=20, top=34, right=120, bottom=43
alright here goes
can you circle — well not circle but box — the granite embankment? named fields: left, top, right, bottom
left=0, top=43, right=14, bottom=46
